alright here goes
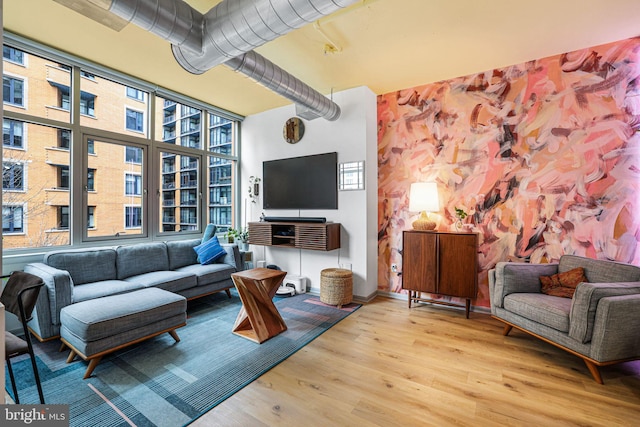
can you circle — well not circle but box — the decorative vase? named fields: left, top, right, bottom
left=240, top=242, right=249, bottom=251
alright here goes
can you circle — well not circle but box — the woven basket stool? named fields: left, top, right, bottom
left=320, top=268, right=353, bottom=308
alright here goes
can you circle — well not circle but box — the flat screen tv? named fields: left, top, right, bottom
left=263, top=152, right=338, bottom=210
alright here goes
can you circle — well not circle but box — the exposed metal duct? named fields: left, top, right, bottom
left=226, top=52, right=340, bottom=121
left=108, top=0, right=204, bottom=53
left=171, top=0, right=356, bottom=74
left=102, top=0, right=356, bottom=121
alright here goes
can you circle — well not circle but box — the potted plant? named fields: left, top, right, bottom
left=454, top=207, right=468, bottom=231
left=228, top=227, right=250, bottom=250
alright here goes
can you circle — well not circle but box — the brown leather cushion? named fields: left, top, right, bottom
left=540, top=267, right=588, bottom=298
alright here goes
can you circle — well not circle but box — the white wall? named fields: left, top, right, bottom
left=240, top=86, right=378, bottom=300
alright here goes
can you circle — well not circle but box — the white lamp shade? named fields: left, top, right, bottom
left=409, top=182, right=440, bottom=213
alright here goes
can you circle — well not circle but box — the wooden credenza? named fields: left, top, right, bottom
left=248, top=221, right=340, bottom=251
left=402, top=230, right=478, bottom=318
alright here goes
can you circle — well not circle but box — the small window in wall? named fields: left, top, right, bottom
left=339, top=161, right=365, bottom=191
left=58, top=129, right=70, bottom=150
left=2, top=205, right=24, bottom=233
left=87, top=206, right=95, bottom=229
left=126, top=86, right=145, bottom=102
left=125, top=206, right=142, bottom=229
left=3, top=162, right=24, bottom=191
left=3, top=46, right=25, bottom=64
left=125, top=173, right=142, bottom=196
left=125, top=146, right=142, bottom=164
left=3, top=76, right=24, bottom=107
left=3, top=119, right=24, bottom=148
left=58, top=206, right=69, bottom=230
left=126, top=108, right=144, bottom=133
left=87, top=169, right=95, bottom=191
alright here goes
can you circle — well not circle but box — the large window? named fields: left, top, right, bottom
left=2, top=38, right=239, bottom=252
left=88, top=139, right=145, bottom=239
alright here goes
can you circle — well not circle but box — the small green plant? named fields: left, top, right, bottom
left=455, top=207, right=468, bottom=221
left=228, top=227, right=249, bottom=242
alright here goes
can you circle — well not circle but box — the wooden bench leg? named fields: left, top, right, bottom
left=59, top=342, right=67, bottom=352
left=169, top=329, right=180, bottom=343
left=84, top=357, right=102, bottom=379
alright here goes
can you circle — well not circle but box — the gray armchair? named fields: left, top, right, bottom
left=488, top=255, right=640, bottom=384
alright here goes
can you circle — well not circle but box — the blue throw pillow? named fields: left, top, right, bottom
left=197, top=224, right=217, bottom=263
left=201, top=223, right=217, bottom=244
left=193, top=236, right=226, bottom=265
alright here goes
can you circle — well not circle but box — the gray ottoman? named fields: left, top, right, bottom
left=60, top=288, right=187, bottom=379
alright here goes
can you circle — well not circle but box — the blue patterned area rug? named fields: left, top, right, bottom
left=6, top=291, right=360, bottom=426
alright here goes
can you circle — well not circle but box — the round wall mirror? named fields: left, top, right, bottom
left=283, top=117, right=305, bottom=144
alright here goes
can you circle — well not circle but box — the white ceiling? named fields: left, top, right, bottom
left=5, top=0, right=640, bottom=118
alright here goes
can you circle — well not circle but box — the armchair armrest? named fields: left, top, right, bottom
left=489, top=262, right=559, bottom=309
left=589, top=294, right=640, bottom=362
left=569, top=281, right=640, bottom=343
left=23, top=262, right=73, bottom=331
left=220, top=243, right=243, bottom=271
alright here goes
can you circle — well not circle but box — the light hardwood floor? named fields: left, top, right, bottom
left=192, top=296, right=640, bottom=426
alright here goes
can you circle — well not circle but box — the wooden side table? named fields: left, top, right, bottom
left=231, top=268, right=288, bottom=343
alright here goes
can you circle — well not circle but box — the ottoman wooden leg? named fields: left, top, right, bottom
left=84, top=356, right=103, bottom=379
left=66, top=349, right=78, bottom=363
left=169, top=329, right=180, bottom=342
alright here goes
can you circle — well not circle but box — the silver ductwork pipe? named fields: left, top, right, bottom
left=226, top=52, right=340, bottom=121
left=172, top=0, right=356, bottom=74
left=108, top=0, right=204, bottom=53
left=104, top=0, right=353, bottom=121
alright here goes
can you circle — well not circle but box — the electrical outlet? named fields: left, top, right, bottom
left=391, top=264, right=398, bottom=273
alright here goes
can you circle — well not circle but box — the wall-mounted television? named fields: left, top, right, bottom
left=263, top=152, right=338, bottom=210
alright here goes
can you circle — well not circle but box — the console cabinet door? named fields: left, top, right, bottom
left=437, top=233, right=477, bottom=298
left=402, top=231, right=438, bottom=293
left=402, top=230, right=477, bottom=298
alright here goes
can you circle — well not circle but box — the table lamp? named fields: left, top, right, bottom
left=409, top=182, right=440, bottom=230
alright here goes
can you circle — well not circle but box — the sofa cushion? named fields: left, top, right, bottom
left=124, top=270, right=196, bottom=293
left=194, top=236, right=226, bottom=265
left=540, top=267, right=587, bottom=298
left=45, top=248, right=117, bottom=285
left=503, top=293, right=572, bottom=332
left=559, top=255, right=640, bottom=283
left=72, top=279, right=145, bottom=303
left=174, top=263, right=237, bottom=287
left=166, top=239, right=200, bottom=270
left=116, top=242, right=169, bottom=279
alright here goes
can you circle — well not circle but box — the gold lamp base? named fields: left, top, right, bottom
left=412, top=211, right=436, bottom=230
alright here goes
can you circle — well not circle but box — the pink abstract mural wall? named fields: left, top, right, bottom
left=377, top=37, right=640, bottom=308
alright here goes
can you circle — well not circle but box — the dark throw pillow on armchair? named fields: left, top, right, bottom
left=539, top=267, right=588, bottom=298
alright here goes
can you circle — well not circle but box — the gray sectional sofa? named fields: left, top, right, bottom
left=24, top=238, right=243, bottom=340
left=489, top=254, right=640, bottom=383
